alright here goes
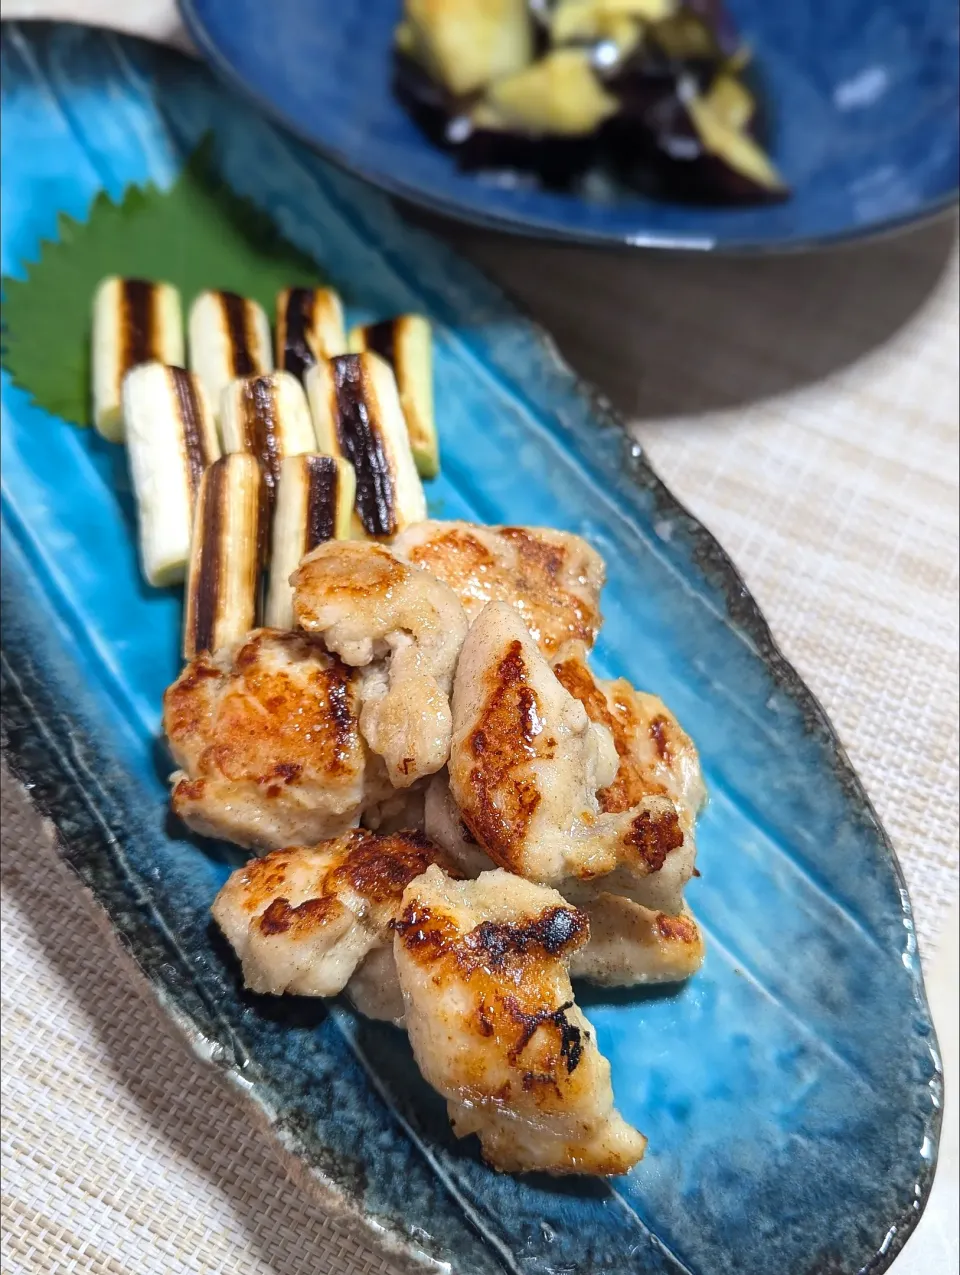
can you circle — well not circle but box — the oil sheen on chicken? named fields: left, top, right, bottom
left=212, top=828, right=457, bottom=997
left=394, top=519, right=604, bottom=659
left=553, top=649, right=707, bottom=831
left=164, top=629, right=393, bottom=852
left=393, top=865, right=647, bottom=1175
left=449, top=602, right=696, bottom=913
left=425, top=768, right=704, bottom=986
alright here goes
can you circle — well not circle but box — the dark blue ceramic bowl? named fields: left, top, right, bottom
left=180, top=0, right=959, bottom=251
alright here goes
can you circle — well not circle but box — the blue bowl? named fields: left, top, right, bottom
left=180, top=0, right=959, bottom=251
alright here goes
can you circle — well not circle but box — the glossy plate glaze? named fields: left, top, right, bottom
left=180, top=0, right=959, bottom=252
left=0, top=23, right=942, bottom=1275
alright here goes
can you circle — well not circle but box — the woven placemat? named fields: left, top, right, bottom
left=1, top=764, right=400, bottom=1275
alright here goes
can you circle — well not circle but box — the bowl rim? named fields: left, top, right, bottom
left=178, top=0, right=959, bottom=256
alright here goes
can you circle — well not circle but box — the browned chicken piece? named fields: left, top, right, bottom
left=425, top=770, right=705, bottom=988
left=449, top=602, right=696, bottom=914
left=553, top=651, right=707, bottom=832
left=570, top=896, right=705, bottom=986
left=165, top=629, right=396, bottom=852
left=393, top=519, right=605, bottom=659
left=362, top=784, right=427, bottom=834
left=345, top=943, right=407, bottom=1025
left=212, top=828, right=457, bottom=996
left=394, top=865, right=647, bottom=1175
left=292, top=540, right=468, bottom=789
left=423, top=770, right=499, bottom=877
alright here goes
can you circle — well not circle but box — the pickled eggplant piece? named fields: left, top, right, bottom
left=399, top=0, right=533, bottom=96
left=392, top=0, right=787, bottom=206
left=475, top=49, right=619, bottom=136
left=606, top=64, right=785, bottom=203
left=548, top=0, right=672, bottom=51
left=394, top=51, right=600, bottom=186
left=276, top=287, right=347, bottom=381
left=264, top=454, right=356, bottom=629
left=704, top=71, right=755, bottom=132
left=305, top=353, right=427, bottom=539
left=348, top=315, right=438, bottom=479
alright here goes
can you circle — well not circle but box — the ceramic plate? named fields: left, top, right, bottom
left=180, top=0, right=959, bottom=252
left=0, top=23, right=942, bottom=1275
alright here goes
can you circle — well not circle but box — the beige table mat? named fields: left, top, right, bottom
left=1, top=8, right=958, bottom=1269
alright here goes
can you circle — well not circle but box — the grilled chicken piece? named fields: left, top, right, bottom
left=424, top=770, right=498, bottom=877
left=346, top=943, right=407, bottom=1025
left=426, top=770, right=704, bottom=987
left=213, top=829, right=456, bottom=996
left=553, top=651, right=706, bottom=832
left=393, top=520, right=604, bottom=659
left=570, top=895, right=705, bottom=986
left=449, top=603, right=695, bottom=913
left=292, top=540, right=468, bottom=788
left=394, top=866, right=647, bottom=1175
left=164, top=629, right=392, bottom=851
left=362, top=785, right=427, bottom=835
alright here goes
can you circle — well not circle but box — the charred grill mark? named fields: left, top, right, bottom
left=121, top=279, right=155, bottom=371
left=304, top=455, right=338, bottom=550
left=500, top=527, right=565, bottom=580
left=168, top=367, right=211, bottom=502
left=221, top=291, right=256, bottom=377
left=258, top=894, right=340, bottom=935
left=504, top=997, right=584, bottom=1075
left=337, top=828, right=446, bottom=903
left=363, top=319, right=397, bottom=370
left=625, top=805, right=684, bottom=871
left=331, top=355, right=396, bottom=537
left=464, top=640, right=545, bottom=862
left=656, top=911, right=698, bottom=943
left=325, top=662, right=359, bottom=773
left=192, top=460, right=225, bottom=657
left=281, top=288, right=317, bottom=381
left=239, top=376, right=281, bottom=496
left=251, top=831, right=449, bottom=937
left=394, top=901, right=458, bottom=958
left=466, top=906, right=587, bottom=967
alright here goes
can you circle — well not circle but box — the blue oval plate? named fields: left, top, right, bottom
left=0, top=22, right=942, bottom=1275
left=179, top=0, right=959, bottom=252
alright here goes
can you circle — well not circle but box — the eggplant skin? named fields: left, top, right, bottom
left=392, top=0, right=788, bottom=207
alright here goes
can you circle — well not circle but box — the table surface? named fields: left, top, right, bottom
left=2, top=5, right=958, bottom=1274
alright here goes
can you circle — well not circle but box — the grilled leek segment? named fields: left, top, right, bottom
left=305, top=353, right=427, bottom=538
left=92, top=277, right=184, bottom=442
left=219, top=371, right=317, bottom=501
left=183, top=453, right=263, bottom=660
left=188, top=290, right=273, bottom=422
left=400, top=0, right=532, bottom=96
left=347, top=315, right=438, bottom=479
left=122, top=362, right=220, bottom=587
left=264, top=454, right=357, bottom=628
left=276, top=287, right=347, bottom=381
